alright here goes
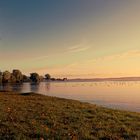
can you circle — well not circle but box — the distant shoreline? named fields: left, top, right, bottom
left=68, top=76, right=140, bottom=82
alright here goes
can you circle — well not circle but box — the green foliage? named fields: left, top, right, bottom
left=0, top=71, right=2, bottom=83
left=45, top=74, right=51, bottom=80
left=0, top=69, right=51, bottom=83
left=2, top=71, right=11, bottom=83
left=10, top=74, right=16, bottom=83
left=22, top=75, right=29, bottom=82
left=12, top=70, right=23, bottom=83
left=30, top=73, right=40, bottom=83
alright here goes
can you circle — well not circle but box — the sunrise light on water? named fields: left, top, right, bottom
left=0, top=1, right=140, bottom=139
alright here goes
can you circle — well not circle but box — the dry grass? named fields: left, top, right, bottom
left=0, top=91, right=140, bottom=140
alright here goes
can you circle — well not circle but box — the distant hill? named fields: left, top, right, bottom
left=69, top=77, right=140, bottom=82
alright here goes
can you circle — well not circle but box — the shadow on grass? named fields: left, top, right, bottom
left=20, top=92, right=40, bottom=96
left=0, top=90, right=12, bottom=92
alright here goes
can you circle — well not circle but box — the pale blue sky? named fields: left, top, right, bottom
left=0, top=0, right=140, bottom=78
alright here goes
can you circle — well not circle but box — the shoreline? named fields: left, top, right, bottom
left=0, top=91, right=140, bottom=139
left=0, top=87, right=140, bottom=113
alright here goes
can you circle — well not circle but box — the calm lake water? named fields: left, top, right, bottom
left=0, top=81, right=140, bottom=112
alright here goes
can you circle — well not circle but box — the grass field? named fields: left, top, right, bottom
left=0, top=91, right=140, bottom=140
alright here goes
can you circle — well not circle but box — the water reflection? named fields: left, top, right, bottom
left=45, top=82, right=51, bottom=91
left=0, top=81, right=140, bottom=112
left=30, top=83, right=40, bottom=93
left=0, top=83, right=23, bottom=92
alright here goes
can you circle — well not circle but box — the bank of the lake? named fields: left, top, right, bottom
left=1, top=81, right=140, bottom=112
left=0, top=91, right=140, bottom=140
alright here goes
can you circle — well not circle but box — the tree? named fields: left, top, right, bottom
left=45, top=74, right=51, bottom=80
left=30, top=73, right=40, bottom=83
left=22, top=75, right=29, bottom=82
left=39, top=76, right=44, bottom=82
left=12, top=69, right=23, bottom=83
left=10, top=74, right=16, bottom=83
left=63, top=78, right=68, bottom=81
left=0, top=71, right=2, bottom=83
left=2, top=71, right=11, bottom=83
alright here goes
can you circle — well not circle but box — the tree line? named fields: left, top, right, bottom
left=0, top=69, right=67, bottom=84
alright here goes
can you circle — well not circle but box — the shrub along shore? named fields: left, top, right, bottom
left=0, top=69, right=67, bottom=84
left=0, top=91, right=139, bottom=140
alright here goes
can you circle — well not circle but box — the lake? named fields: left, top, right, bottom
left=0, top=81, right=140, bottom=112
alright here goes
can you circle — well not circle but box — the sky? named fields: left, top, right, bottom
left=0, top=0, right=140, bottom=78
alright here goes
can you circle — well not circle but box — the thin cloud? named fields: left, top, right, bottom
left=68, top=44, right=82, bottom=50
left=90, top=50, right=140, bottom=62
left=121, top=50, right=140, bottom=57
left=67, top=43, right=90, bottom=53
left=69, top=46, right=90, bottom=53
